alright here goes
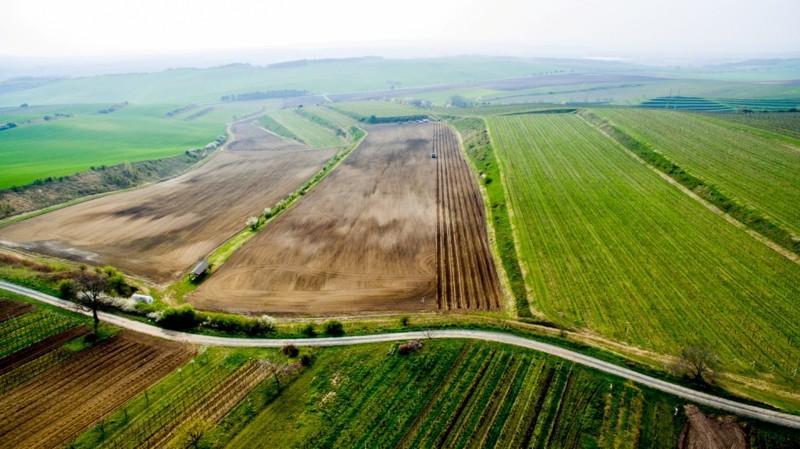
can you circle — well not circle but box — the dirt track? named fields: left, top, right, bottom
left=191, top=123, right=439, bottom=315
left=0, top=122, right=335, bottom=283
left=0, top=331, right=192, bottom=449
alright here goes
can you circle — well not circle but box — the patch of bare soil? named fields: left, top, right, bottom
left=679, top=404, right=746, bottom=449
left=0, top=122, right=334, bottom=283
left=0, top=299, right=34, bottom=322
left=190, top=123, right=439, bottom=315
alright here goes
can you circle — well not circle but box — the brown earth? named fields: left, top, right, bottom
left=0, top=298, right=34, bottom=322
left=0, top=325, right=89, bottom=375
left=190, top=123, right=439, bottom=315
left=191, top=122, right=502, bottom=315
left=434, top=123, right=502, bottom=310
left=0, top=331, right=193, bottom=449
left=0, top=121, right=335, bottom=283
left=678, top=404, right=746, bottom=449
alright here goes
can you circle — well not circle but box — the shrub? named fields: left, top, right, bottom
left=58, top=279, right=77, bottom=300
left=301, top=324, right=317, bottom=337
left=323, top=320, right=344, bottom=336
left=300, top=354, right=314, bottom=367
left=398, top=340, right=424, bottom=355
left=158, top=305, right=199, bottom=330
left=248, top=315, right=276, bottom=335
left=282, top=344, right=300, bottom=358
left=399, top=316, right=410, bottom=327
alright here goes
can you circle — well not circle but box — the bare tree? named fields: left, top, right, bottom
left=75, top=269, right=109, bottom=338
left=672, top=345, right=719, bottom=385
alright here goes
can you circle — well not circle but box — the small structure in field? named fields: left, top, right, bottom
left=190, top=260, right=209, bottom=280
left=431, top=152, right=437, bottom=159
left=130, top=293, right=154, bottom=304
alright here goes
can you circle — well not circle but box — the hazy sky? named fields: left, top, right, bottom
left=1, top=0, right=799, bottom=59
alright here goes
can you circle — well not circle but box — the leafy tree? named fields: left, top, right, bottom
left=323, top=320, right=344, bottom=336
left=672, top=345, right=720, bottom=385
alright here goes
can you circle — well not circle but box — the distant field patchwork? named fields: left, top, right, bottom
left=487, top=114, right=800, bottom=380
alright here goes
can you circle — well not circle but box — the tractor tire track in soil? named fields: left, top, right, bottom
left=0, top=331, right=193, bottom=449
left=434, top=123, right=502, bottom=310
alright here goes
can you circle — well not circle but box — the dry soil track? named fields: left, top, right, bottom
left=0, top=121, right=335, bottom=283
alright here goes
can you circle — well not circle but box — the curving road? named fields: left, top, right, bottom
left=2, top=279, right=799, bottom=430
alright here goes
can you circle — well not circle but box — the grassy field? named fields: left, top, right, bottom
left=0, top=102, right=269, bottom=189
left=709, top=112, right=800, bottom=142
left=486, top=114, right=800, bottom=387
left=595, top=108, right=800, bottom=236
left=331, top=100, right=427, bottom=119
left=299, top=106, right=360, bottom=130
left=266, top=109, right=345, bottom=148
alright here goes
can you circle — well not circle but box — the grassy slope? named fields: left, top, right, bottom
left=331, top=100, right=426, bottom=118
left=595, top=108, right=800, bottom=235
left=267, top=109, right=344, bottom=148
left=486, top=114, right=800, bottom=385
left=0, top=102, right=268, bottom=189
left=303, top=106, right=360, bottom=129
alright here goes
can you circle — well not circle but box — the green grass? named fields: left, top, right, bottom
left=595, top=108, right=800, bottom=236
left=0, top=103, right=239, bottom=189
left=267, top=109, right=345, bottom=148
left=331, top=100, right=426, bottom=119
left=303, top=106, right=360, bottom=129
left=486, top=114, right=800, bottom=383
left=450, top=117, right=530, bottom=317
left=707, top=111, right=800, bottom=143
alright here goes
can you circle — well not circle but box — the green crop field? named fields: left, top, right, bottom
left=0, top=102, right=270, bottom=189
left=224, top=341, right=687, bottom=449
left=486, top=114, right=800, bottom=385
left=595, top=108, right=800, bottom=235
left=302, top=106, right=360, bottom=130
left=266, top=109, right=345, bottom=148
left=709, top=112, right=800, bottom=142
left=331, top=100, right=426, bottom=119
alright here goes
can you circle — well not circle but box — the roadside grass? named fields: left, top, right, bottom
left=486, top=114, right=800, bottom=400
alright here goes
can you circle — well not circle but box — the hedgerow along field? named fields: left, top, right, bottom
left=0, top=101, right=270, bottom=189
left=486, top=114, right=800, bottom=404
left=594, top=108, right=800, bottom=236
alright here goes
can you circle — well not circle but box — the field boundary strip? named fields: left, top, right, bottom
left=3, top=279, right=799, bottom=430
left=578, top=110, right=800, bottom=264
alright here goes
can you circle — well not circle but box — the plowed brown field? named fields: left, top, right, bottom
left=0, top=331, right=192, bottom=449
left=434, top=124, right=502, bottom=310
left=191, top=122, right=501, bottom=314
left=0, top=121, right=335, bottom=283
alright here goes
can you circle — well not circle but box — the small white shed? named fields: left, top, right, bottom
left=130, top=293, right=154, bottom=304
